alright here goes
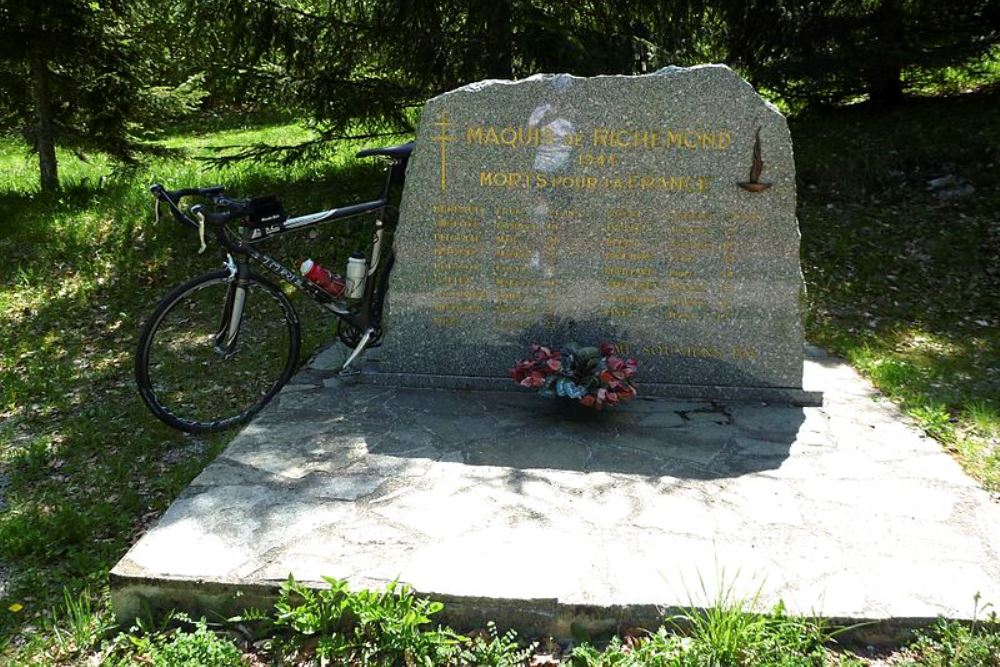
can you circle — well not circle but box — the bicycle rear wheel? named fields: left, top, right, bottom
left=135, top=269, right=301, bottom=433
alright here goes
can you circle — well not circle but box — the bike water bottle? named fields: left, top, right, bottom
left=345, top=252, right=367, bottom=300
left=300, top=259, right=346, bottom=297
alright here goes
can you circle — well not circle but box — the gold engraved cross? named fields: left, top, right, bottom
left=432, top=111, right=455, bottom=191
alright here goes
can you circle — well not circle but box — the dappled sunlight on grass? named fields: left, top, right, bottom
left=905, top=45, right=1000, bottom=97
left=0, top=122, right=396, bottom=656
left=890, top=329, right=960, bottom=357
left=964, top=401, right=1000, bottom=435
left=156, top=120, right=317, bottom=151
left=795, top=89, right=999, bottom=491
left=0, top=144, right=115, bottom=195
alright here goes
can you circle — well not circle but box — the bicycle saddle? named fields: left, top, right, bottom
left=356, top=141, right=414, bottom=161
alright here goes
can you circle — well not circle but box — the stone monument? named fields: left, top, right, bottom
left=368, top=64, right=820, bottom=404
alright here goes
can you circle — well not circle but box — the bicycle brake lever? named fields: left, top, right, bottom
left=194, top=210, right=208, bottom=254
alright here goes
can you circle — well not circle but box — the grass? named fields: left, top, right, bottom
left=95, top=576, right=1000, bottom=665
left=46, top=586, right=115, bottom=657
left=97, top=575, right=851, bottom=665
left=904, top=46, right=1000, bottom=97
left=0, top=85, right=998, bottom=662
left=0, top=116, right=387, bottom=660
left=793, top=88, right=1000, bottom=492
left=105, top=613, right=247, bottom=666
left=903, top=615, right=1000, bottom=666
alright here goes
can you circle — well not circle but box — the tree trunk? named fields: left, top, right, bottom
left=868, top=66, right=904, bottom=106
left=28, top=50, right=59, bottom=192
left=868, top=0, right=904, bottom=106
left=482, top=1, right=513, bottom=79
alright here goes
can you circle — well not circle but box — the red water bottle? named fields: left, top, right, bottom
left=300, top=259, right=346, bottom=297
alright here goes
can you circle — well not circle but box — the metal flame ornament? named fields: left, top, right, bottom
left=738, top=126, right=772, bottom=192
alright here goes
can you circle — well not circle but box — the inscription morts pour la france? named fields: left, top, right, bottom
left=372, top=64, right=820, bottom=404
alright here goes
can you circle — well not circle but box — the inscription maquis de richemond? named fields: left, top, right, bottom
left=450, top=120, right=732, bottom=193
left=376, top=65, right=815, bottom=402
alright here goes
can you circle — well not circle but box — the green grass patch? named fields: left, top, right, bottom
left=905, top=46, right=1000, bottom=97
left=105, top=613, right=246, bottom=666
left=64, top=577, right=1000, bottom=665
left=0, top=122, right=390, bottom=660
left=568, top=572, right=842, bottom=666
left=108, top=576, right=853, bottom=666
left=794, top=88, right=1000, bottom=492
left=904, top=618, right=1000, bottom=667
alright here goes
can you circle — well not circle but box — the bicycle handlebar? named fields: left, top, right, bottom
left=150, top=183, right=249, bottom=228
left=151, top=184, right=224, bottom=200
left=190, top=203, right=247, bottom=226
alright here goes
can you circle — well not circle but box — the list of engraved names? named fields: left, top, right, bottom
left=426, top=116, right=771, bottom=365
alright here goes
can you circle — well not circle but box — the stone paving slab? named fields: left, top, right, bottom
left=111, top=346, right=1000, bottom=644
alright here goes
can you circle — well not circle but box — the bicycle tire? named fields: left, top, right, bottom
left=135, top=269, right=301, bottom=433
left=337, top=251, right=395, bottom=349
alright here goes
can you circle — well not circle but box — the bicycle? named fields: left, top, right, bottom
left=135, top=142, right=413, bottom=433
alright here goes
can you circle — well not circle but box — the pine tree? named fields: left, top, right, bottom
left=185, top=0, right=709, bottom=163
left=720, top=0, right=1000, bottom=108
left=0, top=0, right=144, bottom=191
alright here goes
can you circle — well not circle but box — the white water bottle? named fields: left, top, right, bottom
left=345, top=252, right=367, bottom=300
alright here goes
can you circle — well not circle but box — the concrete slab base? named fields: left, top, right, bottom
left=111, top=346, right=1000, bottom=645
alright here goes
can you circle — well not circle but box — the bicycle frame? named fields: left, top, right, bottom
left=207, top=155, right=406, bottom=371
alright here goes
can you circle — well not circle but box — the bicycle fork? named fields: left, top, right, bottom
left=215, top=255, right=246, bottom=357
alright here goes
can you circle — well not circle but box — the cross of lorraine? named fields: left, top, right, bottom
left=432, top=112, right=455, bottom=191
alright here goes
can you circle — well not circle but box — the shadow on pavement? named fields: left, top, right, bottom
left=249, top=383, right=807, bottom=481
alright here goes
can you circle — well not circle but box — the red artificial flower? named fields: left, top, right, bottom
left=508, top=359, right=534, bottom=383
left=520, top=371, right=547, bottom=388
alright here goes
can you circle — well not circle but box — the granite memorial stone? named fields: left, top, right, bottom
left=370, top=64, right=820, bottom=404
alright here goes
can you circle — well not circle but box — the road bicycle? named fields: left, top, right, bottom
left=135, top=142, right=412, bottom=433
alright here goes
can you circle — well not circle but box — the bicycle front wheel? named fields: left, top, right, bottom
left=135, top=270, right=301, bottom=433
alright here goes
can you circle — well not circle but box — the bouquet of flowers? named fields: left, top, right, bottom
left=509, top=342, right=638, bottom=410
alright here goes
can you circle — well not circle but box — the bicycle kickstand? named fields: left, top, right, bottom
left=339, top=328, right=375, bottom=375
